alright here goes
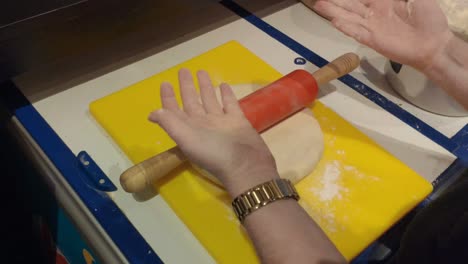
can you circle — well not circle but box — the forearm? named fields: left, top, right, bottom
left=227, top=171, right=346, bottom=264
left=244, top=198, right=345, bottom=264
left=423, top=34, right=468, bottom=109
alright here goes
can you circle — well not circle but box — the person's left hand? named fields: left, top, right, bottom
left=312, top=0, right=452, bottom=71
left=148, top=69, right=278, bottom=196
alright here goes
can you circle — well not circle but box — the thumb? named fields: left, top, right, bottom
left=148, top=109, right=193, bottom=145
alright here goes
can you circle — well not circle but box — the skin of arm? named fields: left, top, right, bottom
left=423, top=35, right=468, bottom=109
left=243, top=187, right=346, bottom=263
left=148, top=69, right=346, bottom=263
left=312, top=0, right=468, bottom=109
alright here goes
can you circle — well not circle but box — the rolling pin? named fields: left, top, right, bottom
left=120, top=53, right=360, bottom=193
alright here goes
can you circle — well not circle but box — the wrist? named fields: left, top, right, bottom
left=223, top=167, right=281, bottom=198
left=421, top=30, right=454, bottom=75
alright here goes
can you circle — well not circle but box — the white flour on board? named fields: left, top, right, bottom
left=304, top=160, right=348, bottom=233
left=300, top=200, right=340, bottom=233
left=311, top=160, right=348, bottom=202
left=303, top=160, right=381, bottom=232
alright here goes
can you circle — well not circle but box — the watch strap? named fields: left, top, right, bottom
left=232, top=178, right=300, bottom=222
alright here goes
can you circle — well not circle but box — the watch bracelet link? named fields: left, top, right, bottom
left=232, top=178, right=300, bottom=222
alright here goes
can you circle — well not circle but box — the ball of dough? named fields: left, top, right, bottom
left=437, top=0, right=468, bottom=40
left=191, top=84, right=324, bottom=186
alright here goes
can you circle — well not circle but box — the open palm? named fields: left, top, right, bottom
left=148, top=69, right=276, bottom=189
left=313, top=0, right=452, bottom=70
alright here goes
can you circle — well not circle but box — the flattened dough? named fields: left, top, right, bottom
left=192, top=84, right=324, bottom=185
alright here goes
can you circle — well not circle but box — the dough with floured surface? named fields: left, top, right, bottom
left=437, top=0, right=468, bottom=40
left=191, top=84, right=324, bottom=186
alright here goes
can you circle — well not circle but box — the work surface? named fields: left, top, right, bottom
left=13, top=1, right=467, bottom=263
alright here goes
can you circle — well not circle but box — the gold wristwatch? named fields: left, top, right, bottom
left=232, top=178, right=300, bottom=222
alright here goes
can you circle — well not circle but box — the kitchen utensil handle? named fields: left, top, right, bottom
left=312, top=53, right=360, bottom=85
left=120, top=146, right=186, bottom=193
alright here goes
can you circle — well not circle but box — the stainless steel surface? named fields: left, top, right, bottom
left=384, top=60, right=468, bottom=117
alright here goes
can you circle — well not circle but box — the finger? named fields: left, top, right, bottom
left=220, top=83, right=243, bottom=115
left=393, top=0, right=410, bottom=20
left=328, top=0, right=370, bottom=18
left=178, top=68, right=205, bottom=115
left=148, top=109, right=194, bottom=144
left=197, top=70, right=223, bottom=114
left=332, top=18, right=372, bottom=46
left=312, top=0, right=333, bottom=20
left=160, top=82, right=180, bottom=111
left=358, top=0, right=374, bottom=6
left=314, top=1, right=367, bottom=26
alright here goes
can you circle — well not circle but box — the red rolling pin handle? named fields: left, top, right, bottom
left=239, top=70, right=318, bottom=132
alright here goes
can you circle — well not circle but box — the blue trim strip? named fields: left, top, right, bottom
left=452, top=125, right=468, bottom=164
left=15, top=105, right=162, bottom=264
left=77, top=151, right=118, bottom=192
left=431, top=158, right=467, bottom=193
left=220, top=0, right=462, bottom=157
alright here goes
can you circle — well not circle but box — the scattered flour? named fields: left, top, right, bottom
left=344, top=164, right=380, bottom=180
left=311, top=160, right=347, bottom=202
left=299, top=200, right=339, bottom=233
left=302, top=159, right=384, bottom=233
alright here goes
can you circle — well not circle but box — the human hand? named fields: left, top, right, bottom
left=148, top=69, right=278, bottom=196
left=312, top=0, right=454, bottom=71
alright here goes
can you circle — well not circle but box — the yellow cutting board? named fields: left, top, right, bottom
left=90, top=41, right=432, bottom=262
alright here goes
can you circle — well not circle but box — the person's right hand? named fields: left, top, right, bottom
left=148, top=69, right=278, bottom=197
left=312, top=0, right=453, bottom=71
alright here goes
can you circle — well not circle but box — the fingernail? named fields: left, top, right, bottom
left=148, top=109, right=164, bottom=121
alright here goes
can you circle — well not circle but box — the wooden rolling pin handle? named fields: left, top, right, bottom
left=120, top=146, right=186, bottom=193
left=313, top=53, right=360, bottom=85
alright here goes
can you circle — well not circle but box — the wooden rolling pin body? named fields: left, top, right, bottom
left=120, top=53, right=360, bottom=193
